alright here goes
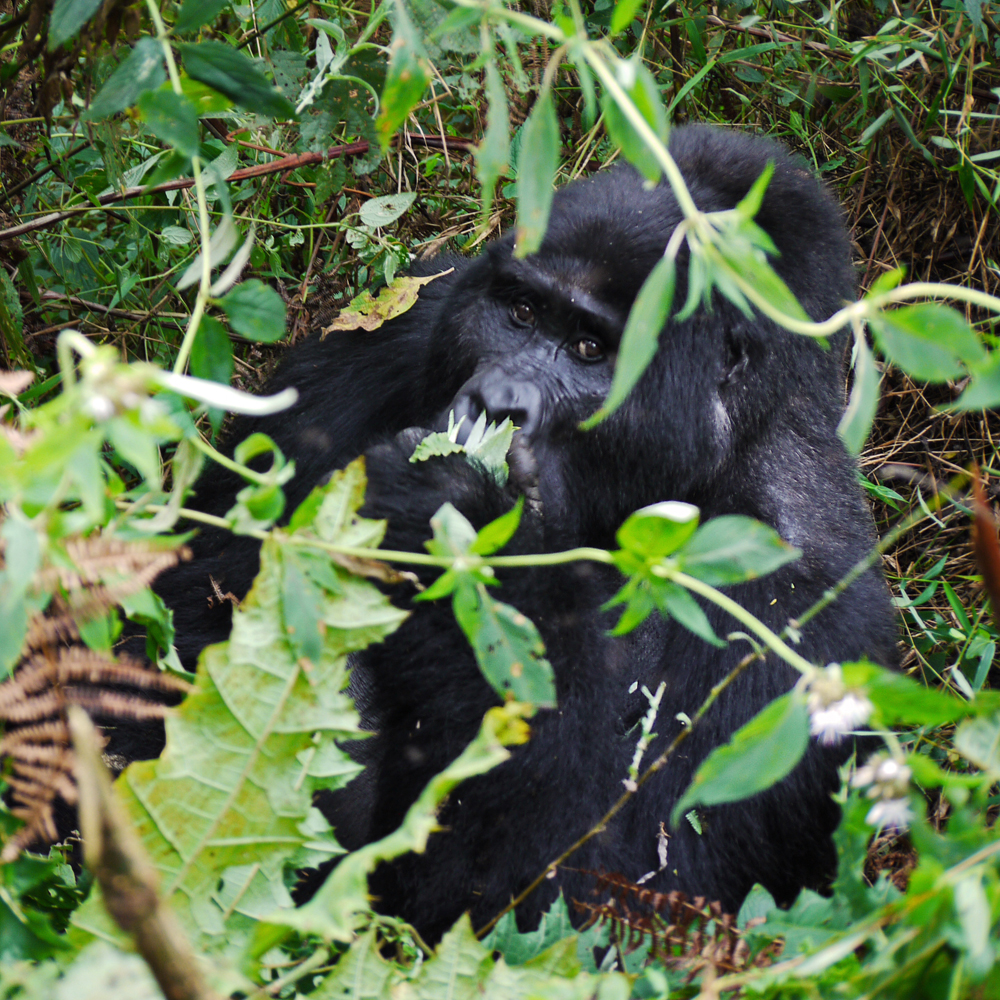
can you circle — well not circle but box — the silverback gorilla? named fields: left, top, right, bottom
left=136, top=125, right=898, bottom=942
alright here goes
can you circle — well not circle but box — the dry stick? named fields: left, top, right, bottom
left=0, top=134, right=476, bottom=241
left=69, top=707, right=222, bottom=1000
left=474, top=648, right=760, bottom=939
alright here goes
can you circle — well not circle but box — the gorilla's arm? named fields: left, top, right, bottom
left=152, top=262, right=469, bottom=668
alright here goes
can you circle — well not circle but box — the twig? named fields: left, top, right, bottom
left=475, top=649, right=760, bottom=937
left=69, top=707, right=222, bottom=1000
left=0, top=135, right=476, bottom=241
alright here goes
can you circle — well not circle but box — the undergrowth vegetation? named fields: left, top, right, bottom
left=1, top=0, right=1000, bottom=997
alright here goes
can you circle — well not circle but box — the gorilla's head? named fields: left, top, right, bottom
left=425, top=126, right=855, bottom=547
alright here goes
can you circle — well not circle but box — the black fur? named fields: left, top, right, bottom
left=139, top=125, right=898, bottom=942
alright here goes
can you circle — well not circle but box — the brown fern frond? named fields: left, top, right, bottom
left=0, top=533, right=193, bottom=863
left=570, top=870, right=778, bottom=977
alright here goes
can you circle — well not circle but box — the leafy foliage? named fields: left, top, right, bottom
left=2, top=0, right=1000, bottom=997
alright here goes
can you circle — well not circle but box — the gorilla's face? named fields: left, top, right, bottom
left=428, top=173, right=738, bottom=547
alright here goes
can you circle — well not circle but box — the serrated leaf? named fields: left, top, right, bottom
left=178, top=41, right=295, bottom=119
left=671, top=691, right=810, bottom=824
left=471, top=498, right=523, bottom=556
left=681, top=515, right=800, bottom=585
left=85, top=38, right=166, bottom=120
left=582, top=252, right=674, bottom=428
left=219, top=279, right=287, bottom=343
left=71, top=464, right=406, bottom=949
left=514, top=89, right=559, bottom=258
left=616, top=500, right=699, bottom=557
left=49, top=0, right=102, bottom=49
left=266, top=704, right=525, bottom=941
left=868, top=303, right=984, bottom=382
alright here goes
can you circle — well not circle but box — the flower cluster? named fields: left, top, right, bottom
left=852, top=754, right=914, bottom=831
left=806, top=663, right=874, bottom=745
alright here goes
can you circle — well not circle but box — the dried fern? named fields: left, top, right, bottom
left=572, top=871, right=778, bottom=976
left=0, top=533, right=191, bottom=862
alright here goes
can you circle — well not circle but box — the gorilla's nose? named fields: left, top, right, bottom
left=450, top=373, right=543, bottom=443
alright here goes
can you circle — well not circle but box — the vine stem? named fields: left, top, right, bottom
left=142, top=0, right=213, bottom=376
left=672, top=571, right=816, bottom=677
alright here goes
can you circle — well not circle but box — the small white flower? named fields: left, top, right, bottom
left=809, top=692, right=873, bottom=745
left=807, top=664, right=872, bottom=745
left=865, top=797, right=913, bottom=832
left=86, top=395, right=115, bottom=421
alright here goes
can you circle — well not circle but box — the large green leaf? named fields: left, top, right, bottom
left=868, top=304, right=984, bottom=382
left=476, top=61, right=511, bottom=223
left=178, top=42, right=295, bottom=119
left=72, top=462, right=407, bottom=950
left=311, top=913, right=627, bottom=998
left=514, top=89, right=559, bottom=258
left=582, top=254, right=675, bottom=428
left=219, top=280, right=287, bottom=343
left=671, top=691, right=810, bottom=824
left=85, top=38, right=166, bottom=120
left=49, top=0, right=102, bottom=49
left=681, top=515, right=801, bottom=585
left=838, top=335, right=880, bottom=455
left=375, top=0, right=432, bottom=147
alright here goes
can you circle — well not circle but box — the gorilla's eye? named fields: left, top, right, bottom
left=571, top=337, right=604, bottom=361
left=511, top=302, right=535, bottom=325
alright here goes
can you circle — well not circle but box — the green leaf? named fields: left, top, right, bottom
left=714, top=238, right=810, bottom=324
left=85, top=38, right=166, bottom=120
left=410, top=413, right=516, bottom=486
left=841, top=660, right=968, bottom=727
left=601, top=58, right=667, bottom=182
left=838, top=335, right=880, bottom=454
left=219, top=279, right=287, bottom=343
left=359, top=192, right=416, bottom=228
left=655, top=579, right=725, bottom=647
left=954, top=712, right=1000, bottom=778
left=189, top=315, right=233, bottom=386
left=582, top=254, right=675, bottom=427
left=868, top=304, right=984, bottom=382
left=671, top=692, right=810, bottom=824
left=616, top=500, right=699, bottom=558
left=476, top=61, right=510, bottom=223
left=453, top=582, right=556, bottom=707
left=954, top=350, right=1000, bottom=410
left=178, top=41, right=296, bottom=119
left=681, top=516, right=801, bottom=586
left=175, top=0, right=230, bottom=34
left=137, top=90, right=200, bottom=157
left=266, top=704, right=527, bottom=942
left=72, top=463, right=406, bottom=950
left=610, top=0, right=645, bottom=34
left=49, top=0, right=102, bottom=50
left=106, top=415, right=161, bottom=484
left=375, top=1, right=432, bottom=148
left=514, top=89, right=559, bottom=258
left=471, top=497, right=524, bottom=556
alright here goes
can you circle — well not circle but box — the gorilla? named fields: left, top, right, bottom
left=139, top=125, right=898, bottom=943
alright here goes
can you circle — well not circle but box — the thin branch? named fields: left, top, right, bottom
left=0, top=135, right=476, bottom=241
